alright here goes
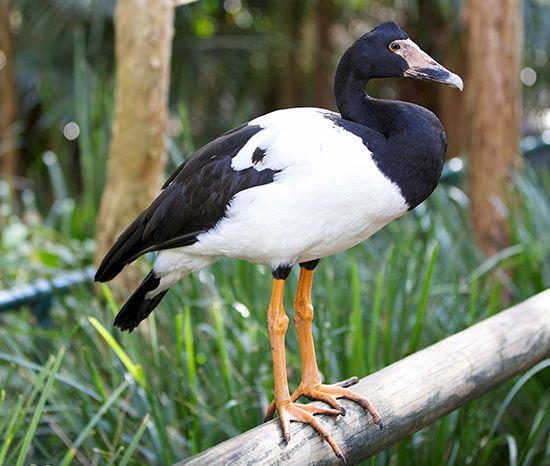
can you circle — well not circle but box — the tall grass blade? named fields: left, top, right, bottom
left=409, top=242, right=439, bottom=354
left=149, top=314, right=160, bottom=369
left=106, top=446, right=125, bottom=466
left=184, top=306, right=201, bottom=453
left=0, top=397, right=25, bottom=466
left=211, top=300, right=242, bottom=426
left=88, top=317, right=144, bottom=387
left=480, top=358, right=550, bottom=465
left=59, top=380, right=130, bottom=466
left=469, top=245, right=525, bottom=282
left=468, top=277, right=479, bottom=326
left=506, top=434, right=518, bottom=466
left=101, top=284, right=120, bottom=318
left=15, top=346, right=65, bottom=466
left=0, top=353, right=101, bottom=402
left=382, top=245, right=396, bottom=364
left=118, top=414, right=151, bottom=466
left=349, top=256, right=366, bottom=375
left=488, top=280, right=502, bottom=317
left=367, top=267, right=385, bottom=372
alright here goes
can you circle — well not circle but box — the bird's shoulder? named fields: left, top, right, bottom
left=162, top=123, right=262, bottom=188
left=164, top=108, right=373, bottom=181
left=229, top=107, right=386, bottom=173
left=150, top=122, right=280, bottom=240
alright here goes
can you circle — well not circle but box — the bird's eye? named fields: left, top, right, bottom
left=389, top=42, right=401, bottom=52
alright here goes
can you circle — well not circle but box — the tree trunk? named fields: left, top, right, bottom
left=0, top=0, right=18, bottom=182
left=314, top=0, right=335, bottom=110
left=95, top=0, right=174, bottom=291
left=465, top=0, right=522, bottom=256
left=438, top=39, right=468, bottom=158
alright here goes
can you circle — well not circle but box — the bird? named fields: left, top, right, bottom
left=95, top=21, right=463, bottom=460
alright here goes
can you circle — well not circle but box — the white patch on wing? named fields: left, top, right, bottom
left=230, top=130, right=276, bottom=171
left=231, top=108, right=344, bottom=173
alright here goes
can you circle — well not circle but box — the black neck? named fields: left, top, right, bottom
left=334, top=51, right=367, bottom=122
left=332, top=49, right=447, bottom=210
left=333, top=50, right=397, bottom=135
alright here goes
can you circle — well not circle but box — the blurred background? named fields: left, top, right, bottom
left=0, top=1, right=549, bottom=465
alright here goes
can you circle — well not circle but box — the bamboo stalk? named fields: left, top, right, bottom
left=175, top=289, right=550, bottom=466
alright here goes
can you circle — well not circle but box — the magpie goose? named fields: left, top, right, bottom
left=95, top=21, right=463, bottom=460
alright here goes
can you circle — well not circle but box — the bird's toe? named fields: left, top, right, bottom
left=275, top=402, right=344, bottom=460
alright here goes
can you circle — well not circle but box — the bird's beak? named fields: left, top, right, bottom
left=395, top=38, right=464, bottom=91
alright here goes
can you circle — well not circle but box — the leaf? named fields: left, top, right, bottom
left=15, top=347, right=65, bottom=466
left=88, top=317, right=144, bottom=387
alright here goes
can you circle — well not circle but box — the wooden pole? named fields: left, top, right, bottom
left=176, top=289, right=550, bottom=466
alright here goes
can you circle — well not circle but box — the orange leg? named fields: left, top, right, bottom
left=265, top=267, right=383, bottom=429
left=266, top=278, right=343, bottom=459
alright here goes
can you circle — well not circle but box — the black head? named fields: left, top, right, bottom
left=345, top=21, right=463, bottom=90
left=351, top=22, right=409, bottom=79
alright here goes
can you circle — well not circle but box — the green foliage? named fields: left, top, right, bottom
left=1, top=176, right=549, bottom=465
left=0, top=199, right=94, bottom=288
left=5, top=0, right=550, bottom=238
left=2, top=1, right=550, bottom=465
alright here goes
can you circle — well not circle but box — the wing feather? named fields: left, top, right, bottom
left=95, top=124, right=278, bottom=282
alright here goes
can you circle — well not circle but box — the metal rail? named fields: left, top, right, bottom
left=0, top=267, right=94, bottom=325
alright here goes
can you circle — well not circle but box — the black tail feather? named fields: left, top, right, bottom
left=114, top=271, right=168, bottom=332
left=95, top=220, right=144, bottom=282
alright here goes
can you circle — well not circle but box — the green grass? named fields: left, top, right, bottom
left=1, top=174, right=549, bottom=465
left=2, top=4, right=549, bottom=464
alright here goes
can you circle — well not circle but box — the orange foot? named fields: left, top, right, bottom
left=273, top=400, right=344, bottom=460
left=266, top=377, right=383, bottom=429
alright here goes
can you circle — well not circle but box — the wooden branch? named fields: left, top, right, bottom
left=175, top=289, right=550, bottom=466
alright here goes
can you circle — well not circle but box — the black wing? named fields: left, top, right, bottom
left=95, top=123, right=278, bottom=282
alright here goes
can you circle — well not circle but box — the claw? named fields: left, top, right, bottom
left=281, top=378, right=382, bottom=428
left=275, top=401, right=344, bottom=459
left=336, top=377, right=359, bottom=388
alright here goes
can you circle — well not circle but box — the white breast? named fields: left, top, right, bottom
left=189, top=108, right=408, bottom=267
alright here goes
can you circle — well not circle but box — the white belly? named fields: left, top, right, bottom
left=192, top=137, right=407, bottom=267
